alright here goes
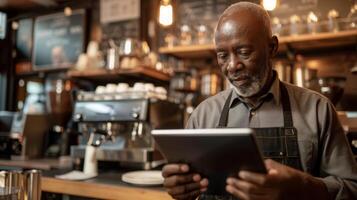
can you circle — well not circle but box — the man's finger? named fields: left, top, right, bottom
left=238, top=171, right=268, bottom=186
left=173, top=189, right=201, bottom=200
left=227, top=177, right=264, bottom=195
left=167, top=182, right=201, bottom=196
left=163, top=174, right=198, bottom=187
left=264, top=159, right=289, bottom=172
left=162, top=164, right=189, bottom=177
left=226, top=185, right=250, bottom=200
left=226, top=184, right=270, bottom=200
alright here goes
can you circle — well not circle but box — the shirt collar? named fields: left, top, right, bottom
left=229, top=70, right=281, bottom=108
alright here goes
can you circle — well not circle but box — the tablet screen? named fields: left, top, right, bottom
left=152, top=128, right=267, bottom=195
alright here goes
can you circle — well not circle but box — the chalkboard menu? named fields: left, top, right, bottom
left=32, top=10, right=85, bottom=71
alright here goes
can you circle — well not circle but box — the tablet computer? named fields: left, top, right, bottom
left=152, top=128, right=267, bottom=195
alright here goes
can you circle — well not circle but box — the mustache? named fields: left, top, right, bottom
left=228, top=73, right=252, bottom=80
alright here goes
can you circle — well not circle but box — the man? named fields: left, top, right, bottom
left=162, top=2, right=357, bottom=200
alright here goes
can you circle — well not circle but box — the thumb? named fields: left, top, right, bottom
left=265, top=159, right=282, bottom=174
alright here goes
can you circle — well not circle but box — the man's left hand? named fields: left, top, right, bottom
left=225, top=159, right=328, bottom=200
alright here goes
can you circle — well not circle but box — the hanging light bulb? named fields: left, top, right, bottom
left=64, top=7, right=72, bottom=16
left=262, top=0, right=277, bottom=11
left=159, top=0, right=173, bottom=26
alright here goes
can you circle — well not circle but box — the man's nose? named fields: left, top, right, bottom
left=227, top=54, right=243, bottom=73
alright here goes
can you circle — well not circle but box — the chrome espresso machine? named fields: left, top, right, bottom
left=70, top=89, right=183, bottom=169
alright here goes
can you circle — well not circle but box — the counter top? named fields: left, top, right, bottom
left=0, top=158, right=71, bottom=170
left=42, top=176, right=171, bottom=200
left=0, top=159, right=171, bottom=199
left=42, top=170, right=171, bottom=200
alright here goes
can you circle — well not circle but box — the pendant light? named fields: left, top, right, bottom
left=159, top=0, right=173, bottom=26
left=262, top=0, right=277, bottom=11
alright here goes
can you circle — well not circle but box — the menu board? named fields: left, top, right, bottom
left=32, top=10, right=85, bottom=71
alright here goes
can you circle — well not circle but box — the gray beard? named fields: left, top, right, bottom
left=233, top=77, right=262, bottom=97
left=231, top=69, right=269, bottom=98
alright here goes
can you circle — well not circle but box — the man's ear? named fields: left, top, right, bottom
left=269, top=35, right=279, bottom=57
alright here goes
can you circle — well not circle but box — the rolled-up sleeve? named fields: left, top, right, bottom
left=318, top=100, right=357, bottom=199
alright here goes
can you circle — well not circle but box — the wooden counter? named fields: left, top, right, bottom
left=41, top=172, right=172, bottom=200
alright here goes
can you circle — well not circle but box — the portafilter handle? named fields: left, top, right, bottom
left=87, top=129, right=113, bottom=147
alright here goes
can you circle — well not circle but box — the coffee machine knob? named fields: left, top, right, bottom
left=132, top=112, right=140, bottom=119
left=74, top=113, right=83, bottom=121
left=12, top=140, right=22, bottom=155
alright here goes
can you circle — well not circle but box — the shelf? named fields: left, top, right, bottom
left=159, top=29, right=357, bottom=58
left=278, top=29, right=357, bottom=52
left=67, top=66, right=171, bottom=83
left=159, top=44, right=215, bottom=59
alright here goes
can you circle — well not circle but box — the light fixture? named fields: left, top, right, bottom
left=262, top=0, right=277, bottom=11
left=11, top=21, right=19, bottom=30
left=64, top=7, right=72, bottom=16
left=307, top=12, right=318, bottom=23
left=351, top=61, right=357, bottom=74
left=159, top=0, right=173, bottom=26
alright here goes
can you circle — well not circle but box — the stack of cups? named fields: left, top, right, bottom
left=0, top=169, right=41, bottom=200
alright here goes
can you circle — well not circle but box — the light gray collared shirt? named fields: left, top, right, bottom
left=187, top=74, right=357, bottom=199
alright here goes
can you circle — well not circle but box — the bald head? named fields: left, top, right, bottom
left=215, top=2, right=272, bottom=43
left=213, top=2, right=279, bottom=98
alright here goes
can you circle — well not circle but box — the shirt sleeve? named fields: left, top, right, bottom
left=318, top=100, right=357, bottom=199
left=185, top=109, right=198, bottom=129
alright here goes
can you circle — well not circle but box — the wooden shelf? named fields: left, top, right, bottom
left=159, top=44, right=215, bottom=59
left=159, top=29, right=357, bottom=58
left=67, top=66, right=171, bottom=83
left=278, top=29, right=357, bottom=52
left=42, top=176, right=171, bottom=200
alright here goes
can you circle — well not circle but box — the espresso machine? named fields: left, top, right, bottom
left=0, top=111, right=18, bottom=159
left=70, top=91, right=183, bottom=169
left=1, top=82, right=50, bottom=160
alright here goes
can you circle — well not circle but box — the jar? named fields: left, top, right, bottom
left=180, top=24, right=192, bottom=46
left=200, top=70, right=222, bottom=96
left=196, top=24, right=211, bottom=45
left=170, top=69, right=198, bottom=93
left=327, top=9, right=340, bottom=32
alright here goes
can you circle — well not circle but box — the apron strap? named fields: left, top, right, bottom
left=280, top=82, right=294, bottom=127
left=218, top=91, right=232, bottom=128
left=218, top=81, right=294, bottom=128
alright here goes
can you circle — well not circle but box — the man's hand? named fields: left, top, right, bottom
left=225, top=159, right=329, bottom=200
left=162, top=164, right=209, bottom=200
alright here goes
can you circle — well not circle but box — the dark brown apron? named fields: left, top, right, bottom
left=199, top=82, right=303, bottom=200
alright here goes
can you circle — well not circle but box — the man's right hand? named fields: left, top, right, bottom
left=162, top=164, right=209, bottom=200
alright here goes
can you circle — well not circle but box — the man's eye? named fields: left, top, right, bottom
left=217, top=53, right=228, bottom=60
left=239, top=49, right=251, bottom=56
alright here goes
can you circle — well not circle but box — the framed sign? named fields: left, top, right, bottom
left=100, top=0, right=140, bottom=23
left=0, top=12, right=6, bottom=39
left=32, top=10, right=86, bottom=71
left=16, top=18, right=33, bottom=61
